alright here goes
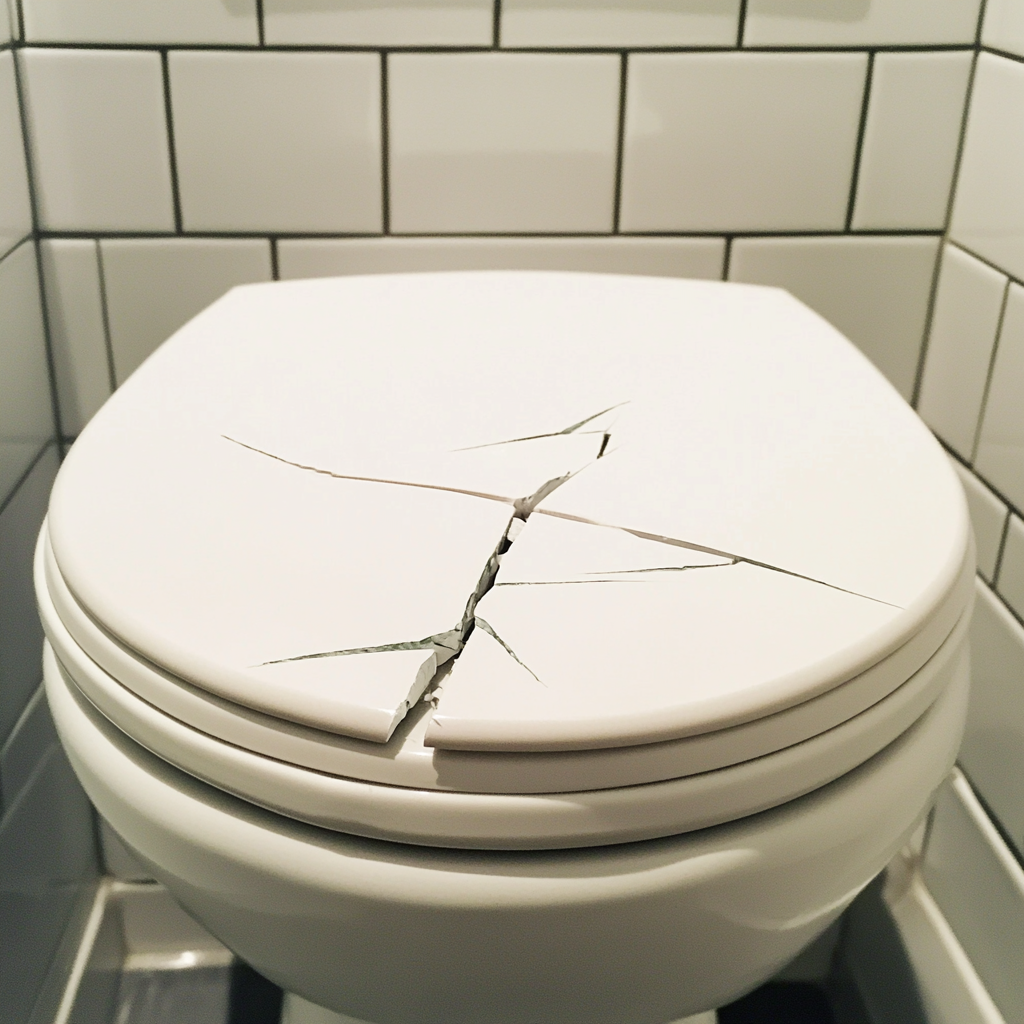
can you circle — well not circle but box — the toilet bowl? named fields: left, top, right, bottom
left=37, top=272, right=973, bottom=1023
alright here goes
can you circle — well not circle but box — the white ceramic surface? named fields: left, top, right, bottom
left=21, top=0, right=258, bottom=43
left=388, top=53, right=619, bottom=234
left=99, top=238, right=271, bottom=385
left=263, top=0, right=492, bottom=46
left=949, top=460, right=1007, bottom=584
left=40, top=240, right=111, bottom=437
left=277, top=237, right=726, bottom=283
left=19, top=48, right=174, bottom=232
left=499, top=0, right=740, bottom=47
left=620, top=53, right=866, bottom=232
left=952, top=54, right=1024, bottom=282
left=851, top=51, right=972, bottom=231
left=918, top=245, right=1007, bottom=461
left=0, top=53, right=32, bottom=261
left=975, top=283, right=1024, bottom=510
left=743, top=0, right=980, bottom=46
left=983, top=0, right=1024, bottom=58
left=996, top=515, right=1024, bottom=621
left=169, top=51, right=382, bottom=234
left=728, top=235, right=940, bottom=401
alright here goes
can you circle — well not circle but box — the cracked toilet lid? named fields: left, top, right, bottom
left=46, top=272, right=971, bottom=778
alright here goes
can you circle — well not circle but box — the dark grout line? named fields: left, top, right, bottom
left=15, top=0, right=24, bottom=44
left=736, top=0, right=748, bottom=48
left=255, top=0, right=265, bottom=47
left=942, top=434, right=1023, bottom=524
left=909, top=233, right=945, bottom=410
left=94, top=240, right=117, bottom=392
left=975, top=0, right=990, bottom=47
left=948, top=238, right=1022, bottom=284
left=957, top=764, right=1024, bottom=873
left=992, top=504, right=1012, bottom=586
left=380, top=52, right=390, bottom=235
left=0, top=440, right=51, bottom=520
left=492, top=0, right=501, bottom=49
left=721, top=235, right=733, bottom=280
left=160, top=50, right=183, bottom=234
left=980, top=44, right=1024, bottom=64
left=269, top=237, right=279, bottom=280
left=844, top=51, right=874, bottom=233
left=970, top=277, right=1010, bottom=464
left=0, top=230, right=33, bottom=264
left=612, top=52, right=627, bottom=234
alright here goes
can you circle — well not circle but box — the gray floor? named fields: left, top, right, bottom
left=113, top=967, right=231, bottom=1024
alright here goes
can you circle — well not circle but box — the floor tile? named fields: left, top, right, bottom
left=0, top=684, right=57, bottom=814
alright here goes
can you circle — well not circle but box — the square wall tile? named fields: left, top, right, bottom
left=170, top=51, right=381, bottom=234
left=620, top=53, right=866, bottom=233
left=958, top=582, right=1024, bottom=858
left=729, top=235, right=939, bottom=400
left=389, top=53, right=619, bottom=234
left=917, top=245, right=1006, bottom=461
left=0, top=446, right=58, bottom=746
left=976, top=283, right=1024, bottom=511
left=100, top=238, right=271, bottom=384
left=41, top=240, right=111, bottom=438
left=852, top=51, right=972, bottom=231
left=923, top=771, right=1024, bottom=1024
left=22, top=0, right=257, bottom=44
left=20, top=48, right=174, bottom=233
left=951, top=54, right=1024, bottom=282
left=500, top=0, right=740, bottom=47
left=998, top=515, right=1024, bottom=622
left=983, top=0, right=1024, bottom=58
left=0, top=53, right=32, bottom=261
left=278, top=236, right=725, bottom=280
left=949, top=459, right=1007, bottom=583
left=743, top=0, right=981, bottom=46
left=0, top=684, right=57, bottom=814
left=0, top=242, right=55, bottom=504
left=264, top=0, right=492, bottom=45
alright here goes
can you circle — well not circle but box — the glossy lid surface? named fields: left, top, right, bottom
left=47, top=272, right=969, bottom=749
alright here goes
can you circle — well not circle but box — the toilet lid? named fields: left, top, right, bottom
left=47, top=273, right=970, bottom=771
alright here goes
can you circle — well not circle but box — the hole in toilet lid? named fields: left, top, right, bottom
left=46, top=272, right=970, bottom=753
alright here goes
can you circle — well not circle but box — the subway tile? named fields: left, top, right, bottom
left=40, top=240, right=111, bottom=438
left=0, top=53, right=32, bottom=261
left=22, top=0, right=257, bottom=45
left=100, top=238, right=272, bottom=384
left=917, top=245, right=1006, bottom=461
left=389, top=53, right=619, bottom=234
left=170, top=51, right=381, bottom=234
left=620, top=53, right=865, bottom=233
left=983, top=0, right=1024, bottom=58
left=997, top=515, right=1024, bottom=623
left=264, top=0, right=492, bottom=46
left=0, top=744, right=98, bottom=1024
left=0, top=446, right=57, bottom=747
left=743, top=0, right=981, bottom=47
left=951, top=54, right=1024, bottom=282
left=976, top=283, right=1024, bottom=511
left=19, top=49, right=174, bottom=232
left=958, top=581, right=1024, bottom=859
left=278, top=236, right=725, bottom=281
left=948, top=460, right=1007, bottom=583
left=729, top=235, right=939, bottom=401
left=852, top=52, right=972, bottom=232
left=0, top=685, right=57, bottom=814
left=0, top=242, right=55, bottom=506
left=500, top=0, right=739, bottom=47
left=922, top=771, right=1024, bottom=1024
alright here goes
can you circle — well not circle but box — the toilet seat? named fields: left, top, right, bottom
left=41, top=272, right=972, bottom=846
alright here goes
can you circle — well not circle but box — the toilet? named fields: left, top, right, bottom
left=37, top=271, right=972, bottom=1024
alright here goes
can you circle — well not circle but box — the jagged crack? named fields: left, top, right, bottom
left=474, top=617, right=544, bottom=685
left=453, top=402, right=628, bottom=452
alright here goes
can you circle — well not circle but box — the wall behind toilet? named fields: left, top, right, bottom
left=3, top=0, right=1024, bottom=1021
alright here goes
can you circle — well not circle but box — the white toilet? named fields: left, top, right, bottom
left=37, top=272, right=972, bottom=1024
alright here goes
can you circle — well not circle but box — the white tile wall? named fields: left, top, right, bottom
left=743, top=0, right=981, bottom=47
left=729, top=235, right=940, bottom=400
left=389, top=52, right=620, bottom=234
left=923, top=771, right=1024, bottom=1024
left=19, top=48, right=175, bottom=232
left=100, top=238, right=272, bottom=384
left=952, top=54, right=1024, bottom=282
left=917, top=245, right=1007, bottom=460
left=982, top=0, right=1024, bottom=58
left=40, top=239, right=111, bottom=437
left=976, top=283, right=1024, bottom=511
left=620, top=53, right=866, bottom=233
left=949, top=459, right=1008, bottom=583
left=264, top=0, right=493, bottom=46
left=997, top=515, right=1024, bottom=624
left=278, top=236, right=726, bottom=281
left=0, top=52, right=32, bottom=261
left=499, top=0, right=740, bottom=48
left=170, top=51, right=382, bottom=234
left=851, top=51, right=973, bottom=231
left=22, top=0, right=258, bottom=45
